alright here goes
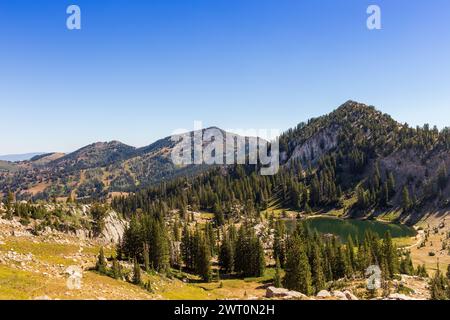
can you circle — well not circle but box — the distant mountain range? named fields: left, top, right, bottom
left=0, top=128, right=256, bottom=200
left=0, top=152, right=48, bottom=162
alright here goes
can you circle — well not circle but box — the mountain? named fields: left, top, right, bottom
left=277, top=100, right=450, bottom=222
left=112, top=101, right=450, bottom=225
left=0, top=152, right=47, bottom=162
left=1, top=100, right=450, bottom=224
left=0, top=128, right=258, bottom=200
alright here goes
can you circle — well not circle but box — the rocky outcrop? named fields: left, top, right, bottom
left=332, top=290, right=348, bottom=300
left=265, top=287, right=309, bottom=300
left=289, top=125, right=339, bottom=165
left=317, top=290, right=332, bottom=298
left=101, top=211, right=127, bottom=244
left=385, top=293, right=418, bottom=301
left=343, top=290, right=359, bottom=300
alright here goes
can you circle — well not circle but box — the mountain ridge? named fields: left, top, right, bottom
left=1, top=100, right=450, bottom=225
left=0, top=152, right=48, bottom=162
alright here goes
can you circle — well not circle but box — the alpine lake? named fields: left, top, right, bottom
left=285, top=216, right=416, bottom=242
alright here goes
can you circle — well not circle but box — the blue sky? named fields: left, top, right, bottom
left=1, top=0, right=450, bottom=154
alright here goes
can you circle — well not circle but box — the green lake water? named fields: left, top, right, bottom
left=286, top=217, right=416, bottom=242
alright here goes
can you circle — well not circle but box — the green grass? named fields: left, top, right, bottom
left=376, top=209, right=403, bottom=222
left=0, top=265, right=45, bottom=299
left=393, top=237, right=415, bottom=248
left=2, top=239, right=86, bottom=266
left=199, top=212, right=215, bottom=220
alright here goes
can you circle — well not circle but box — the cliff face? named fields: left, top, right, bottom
left=288, top=124, right=339, bottom=164
left=101, top=211, right=128, bottom=244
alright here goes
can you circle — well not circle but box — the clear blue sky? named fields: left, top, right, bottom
left=1, top=0, right=450, bottom=154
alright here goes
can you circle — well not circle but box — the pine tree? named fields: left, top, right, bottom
left=402, top=186, right=412, bottom=212
left=438, top=165, right=448, bottom=191
left=181, top=224, right=193, bottom=269
left=219, top=233, right=234, bottom=273
left=255, top=237, right=266, bottom=277
left=430, top=267, right=448, bottom=300
left=213, top=201, right=225, bottom=226
left=387, top=172, right=396, bottom=197
left=310, top=244, right=326, bottom=293
left=195, top=232, right=212, bottom=282
left=381, top=182, right=389, bottom=206
left=273, top=220, right=286, bottom=267
left=283, top=235, right=313, bottom=296
left=132, top=258, right=142, bottom=285
left=95, top=247, right=107, bottom=274
left=5, top=191, right=14, bottom=219
left=143, top=242, right=150, bottom=272
left=6, top=190, right=14, bottom=207
left=112, top=258, right=122, bottom=279
left=415, top=264, right=428, bottom=277
left=347, top=235, right=356, bottom=271
left=447, top=264, right=450, bottom=280
left=399, top=251, right=414, bottom=275
left=150, top=219, right=170, bottom=273
left=274, top=257, right=282, bottom=288
left=382, top=231, right=397, bottom=278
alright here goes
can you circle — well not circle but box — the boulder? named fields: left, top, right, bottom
left=266, top=287, right=309, bottom=300
left=285, top=291, right=309, bottom=300
left=343, top=290, right=359, bottom=300
left=332, top=290, right=348, bottom=300
left=34, top=295, right=52, bottom=300
left=386, top=293, right=417, bottom=301
left=266, top=286, right=289, bottom=298
left=317, top=290, right=332, bottom=298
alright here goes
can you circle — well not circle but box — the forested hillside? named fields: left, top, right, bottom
left=2, top=101, right=450, bottom=223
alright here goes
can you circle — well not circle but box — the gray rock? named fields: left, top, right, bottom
left=266, top=287, right=309, bottom=299
left=343, top=290, right=358, bottom=300
left=101, top=211, right=128, bottom=243
left=266, top=286, right=289, bottom=298
left=332, top=290, right=348, bottom=300
left=285, top=291, right=309, bottom=300
left=317, top=290, right=332, bottom=298
left=34, top=295, right=52, bottom=300
left=386, top=293, right=417, bottom=300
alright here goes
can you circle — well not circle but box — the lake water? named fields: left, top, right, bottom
left=286, top=217, right=416, bottom=242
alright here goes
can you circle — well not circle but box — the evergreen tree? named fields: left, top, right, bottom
left=219, top=232, right=234, bottom=273
left=255, top=237, right=266, bottom=277
left=438, top=165, right=448, bottom=191
left=273, top=220, right=286, bottom=267
left=387, top=172, right=396, bottom=197
left=143, top=242, right=150, bottom=272
left=430, top=267, right=448, bottom=300
left=382, top=231, right=397, bottom=278
left=112, top=258, right=122, bottom=279
left=402, top=186, right=412, bottom=212
left=95, top=247, right=107, bottom=274
left=310, top=244, right=326, bottom=293
left=283, top=235, right=313, bottom=296
left=132, top=258, right=142, bottom=285
left=195, top=231, right=212, bottom=282
left=399, top=251, right=414, bottom=275
left=274, top=257, right=282, bottom=288
left=181, top=224, right=193, bottom=269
